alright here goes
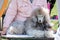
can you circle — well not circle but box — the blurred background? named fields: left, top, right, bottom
left=0, top=0, right=58, bottom=40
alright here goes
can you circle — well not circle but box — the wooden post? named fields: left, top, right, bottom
left=0, top=0, right=9, bottom=18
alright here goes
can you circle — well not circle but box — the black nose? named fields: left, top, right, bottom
left=39, top=20, right=41, bottom=23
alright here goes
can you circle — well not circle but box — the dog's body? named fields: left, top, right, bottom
left=25, top=8, right=54, bottom=38
left=25, top=14, right=45, bottom=38
left=6, top=7, right=54, bottom=38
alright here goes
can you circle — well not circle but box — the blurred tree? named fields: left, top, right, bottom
left=47, top=0, right=56, bottom=14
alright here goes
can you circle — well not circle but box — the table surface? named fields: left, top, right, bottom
left=1, top=35, right=54, bottom=38
left=1, top=35, right=54, bottom=40
left=1, top=35, right=34, bottom=38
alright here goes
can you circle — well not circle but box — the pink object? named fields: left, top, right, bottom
left=47, top=2, right=50, bottom=11
left=56, top=16, right=58, bottom=19
left=3, top=0, right=48, bottom=27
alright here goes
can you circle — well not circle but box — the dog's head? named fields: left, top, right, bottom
left=31, top=7, right=45, bottom=24
left=25, top=7, right=49, bottom=30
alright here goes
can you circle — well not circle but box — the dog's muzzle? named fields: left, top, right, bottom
left=36, top=15, right=44, bottom=23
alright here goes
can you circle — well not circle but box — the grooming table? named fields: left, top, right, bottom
left=1, top=35, right=54, bottom=40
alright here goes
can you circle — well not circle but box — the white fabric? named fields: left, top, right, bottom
left=54, top=0, right=60, bottom=40
left=55, top=27, right=60, bottom=40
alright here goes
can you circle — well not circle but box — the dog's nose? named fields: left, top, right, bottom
left=38, top=20, right=41, bottom=23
